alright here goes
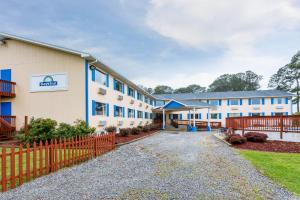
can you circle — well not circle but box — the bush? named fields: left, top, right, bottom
left=226, top=134, right=247, bottom=144
left=131, top=127, right=140, bottom=135
left=17, top=118, right=95, bottom=145
left=244, top=132, right=268, bottom=143
left=105, top=126, right=116, bottom=133
left=119, top=128, right=130, bottom=137
left=142, top=125, right=150, bottom=132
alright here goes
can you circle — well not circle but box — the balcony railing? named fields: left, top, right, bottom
left=0, top=80, right=16, bottom=97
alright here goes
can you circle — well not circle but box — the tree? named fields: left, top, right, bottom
left=153, top=85, right=174, bottom=94
left=174, top=84, right=206, bottom=93
left=269, top=51, right=300, bottom=112
left=138, top=85, right=154, bottom=94
left=208, top=71, right=262, bottom=92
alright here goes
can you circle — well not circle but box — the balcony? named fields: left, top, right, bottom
left=0, top=80, right=16, bottom=97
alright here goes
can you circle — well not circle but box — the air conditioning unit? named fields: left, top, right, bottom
left=276, top=106, right=284, bottom=110
left=145, top=105, right=149, bottom=109
left=139, top=103, right=142, bottom=107
left=118, top=121, right=123, bottom=126
left=130, top=99, right=135, bottom=104
left=231, top=107, right=239, bottom=111
left=117, top=95, right=123, bottom=101
left=98, top=121, right=107, bottom=126
left=130, top=121, right=134, bottom=125
left=98, top=88, right=107, bottom=95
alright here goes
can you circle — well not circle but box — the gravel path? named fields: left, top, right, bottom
left=0, top=131, right=298, bottom=200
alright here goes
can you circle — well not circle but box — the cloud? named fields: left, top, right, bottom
left=146, top=0, right=300, bottom=50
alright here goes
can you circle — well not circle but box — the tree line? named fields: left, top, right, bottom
left=140, top=51, right=300, bottom=112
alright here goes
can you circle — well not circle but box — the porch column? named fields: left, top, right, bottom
left=207, top=108, right=212, bottom=131
left=162, top=109, right=166, bottom=129
left=191, top=107, right=197, bottom=132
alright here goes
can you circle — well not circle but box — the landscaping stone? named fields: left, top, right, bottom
left=0, top=131, right=297, bottom=200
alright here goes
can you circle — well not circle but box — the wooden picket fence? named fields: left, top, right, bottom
left=0, top=133, right=115, bottom=192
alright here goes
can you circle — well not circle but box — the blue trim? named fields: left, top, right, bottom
left=227, top=99, right=230, bottom=106
left=199, top=113, right=202, bottom=119
left=91, top=69, right=95, bottom=82
left=271, top=112, right=274, bottom=116
left=248, top=112, right=252, bottom=117
left=218, top=113, right=222, bottom=119
left=85, top=60, right=89, bottom=124
left=218, top=99, right=222, bottom=106
left=285, top=98, right=289, bottom=104
left=106, top=74, right=109, bottom=87
left=187, top=114, right=190, bottom=119
left=92, top=100, right=96, bottom=116
left=248, top=99, right=252, bottom=105
left=240, top=113, right=243, bottom=117
left=122, top=107, right=125, bottom=118
left=262, top=112, right=265, bottom=116
left=262, top=98, right=265, bottom=105
left=240, top=99, right=243, bottom=105
left=285, top=112, right=288, bottom=116
left=271, top=98, right=274, bottom=104
left=106, top=104, right=109, bottom=117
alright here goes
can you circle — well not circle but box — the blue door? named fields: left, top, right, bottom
left=1, top=102, right=12, bottom=116
left=0, top=69, right=12, bottom=93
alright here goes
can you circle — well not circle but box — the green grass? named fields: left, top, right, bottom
left=240, top=150, right=300, bottom=196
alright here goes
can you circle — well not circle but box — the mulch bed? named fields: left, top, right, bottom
left=233, top=140, right=300, bottom=153
left=115, top=130, right=158, bottom=144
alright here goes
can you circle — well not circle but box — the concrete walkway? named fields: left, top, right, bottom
left=0, top=131, right=297, bottom=200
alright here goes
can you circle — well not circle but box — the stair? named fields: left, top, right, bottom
left=0, top=116, right=16, bottom=141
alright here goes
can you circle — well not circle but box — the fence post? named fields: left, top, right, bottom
left=2, top=146, right=7, bottom=192
left=280, top=115, right=283, bottom=139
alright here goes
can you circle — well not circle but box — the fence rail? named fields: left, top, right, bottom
left=176, top=120, right=221, bottom=129
left=0, top=133, right=115, bottom=192
left=0, top=80, right=16, bottom=97
left=226, top=115, right=300, bottom=138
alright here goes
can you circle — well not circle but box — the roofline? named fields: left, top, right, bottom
left=0, top=32, right=155, bottom=99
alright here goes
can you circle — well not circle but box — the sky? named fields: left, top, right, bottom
left=1, top=0, right=300, bottom=90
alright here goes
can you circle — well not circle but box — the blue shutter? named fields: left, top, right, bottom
left=285, top=112, right=288, bottom=116
left=262, top=112, right=265, bottom=116
left=122, top=84, right=125, bottom=94
left=206, top=113, right=208, bottom=119
left=199, top=113, right=202, bottom=119
left=91, top=69, right=95, bottom=82
left=113, top=79, right=117, bottom=90
left=271, top=98, right=274, bottom=104
left=227, top=99, right=230, bottom=105
left=218, top=113, right=222, bottom=119
left=114, top=105, right=117, bottom=117
left=285, top=98, right=289, bottom=104
left=207, top=100, right=210, bottom=104
left=187, top=114, right=190, bottom=119
left=106, top=74, right=109, bottom=87
left=106, top=104, right=109, bottom=117
left=271, top=112, right=274, bottom=116
left=179, top=114, right=182, bottom=120
left=127, top=108, right=130, bottom=118
left=1, top=69, right=12, bottom=81
left=134, top=109, right=136, bottom=118
left=219, top=100, right=222, bottom=106
left=122, top=107, right=125, bottom=118
left=248, top=99, right=252, bottom=105
left=248, top=112, right=252, bottom=117
left=227, top=113, right=230, bottom=118
left=262, top=98, right=265, bottom=105
left=240, top=99, right=243, bottom=105
left=92, top=100, right=96, bottom=116
left=240, top=113, right=243, bottom=117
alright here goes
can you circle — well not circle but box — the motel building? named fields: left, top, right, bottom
left=0, top=32, right=156, bottom=139
left=0, top=32, right=294, bottom=139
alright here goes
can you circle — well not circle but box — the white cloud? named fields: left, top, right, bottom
left=146, top=0, right=300, bottom=50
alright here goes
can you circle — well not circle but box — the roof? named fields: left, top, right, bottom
left=0, top=32, right=155, bottom=99
left=154, top=90, right=293, bottom=100
left=154, top=99, right=214, bottom=111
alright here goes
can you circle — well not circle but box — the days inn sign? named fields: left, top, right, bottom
left=30, top=73, right=68, bottom=92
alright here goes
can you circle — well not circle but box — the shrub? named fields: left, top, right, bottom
left=244, top=132, right=268, bottom=143
left=73, top=119, right=96, bottom=136
left=105, top=126, right=116, bottom=133
left=142, top=125, right=150, bottom=132
left=226, top=134, right=247, bottom=144
left=131, top=127, right=140, bottom=135
left=119, top=128, right=130, bottom=137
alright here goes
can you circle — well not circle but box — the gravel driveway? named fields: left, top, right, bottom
left=0, top=131, right=298, bottom=200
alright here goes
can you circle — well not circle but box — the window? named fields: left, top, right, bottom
left=190, top=114, right=199, bottom=119
left=210, top=113, right=218, bottom=119
left=128, top=87, right=135, bottom=97
left=95, top=70, right=107, bottom=86
left=145, top=112, right=149, bottom=119
left=114, top=79, right=124, bottom=93
left=137, top=92, right=143, bottom=101
left=274, top=98, right=284, bottom=104
left=228, top=113, right=240, bottom=117
left=251, top=98, right=261, bottom=105
left=128, top=108, right=134, bottom=118
left=95, top=102, right=106, bottom=116
left=251, top=113, right=261, bottom=117
left=114, top=106, right=123, bottom=117
left=274, top=112, right=284, bottom=116
left=229, top=99, right=239, bottom=105
left=144, top=97, right=149, bottom=104
left=209, top=100, right=219, bottom=106
left=150, top=113, right=153, bottom=119
left=137, top=111, right=143, bottom=118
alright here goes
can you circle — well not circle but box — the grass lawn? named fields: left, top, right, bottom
left=240, top=150, right=300, bottom=196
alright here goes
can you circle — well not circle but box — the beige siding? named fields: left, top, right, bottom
left=0, top=40, right=85, bottom=129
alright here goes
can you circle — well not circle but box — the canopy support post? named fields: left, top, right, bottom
left=191, top=107, right=197, bottom=132
left=207, top=108, right=211, bottom=131
left=162, top=109, right=166, bottom=130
